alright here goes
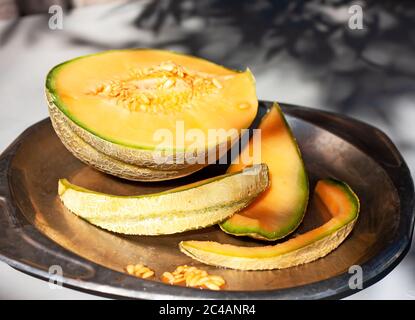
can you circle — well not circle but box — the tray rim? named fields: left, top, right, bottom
left=0, top=101, right=413, bottom=300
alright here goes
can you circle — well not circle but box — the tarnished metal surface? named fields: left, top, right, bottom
left=0, top=101, right=413, bottom=299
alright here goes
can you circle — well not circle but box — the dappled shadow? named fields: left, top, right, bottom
left=122, top=0, right=415, bottom=174
left=2, top=0, right=414, bottom=115
left=1, top=0, right=413, bottom=173
left=57, top=1, right=415, bottom=120
left=2, top=0, right=413, bottom=174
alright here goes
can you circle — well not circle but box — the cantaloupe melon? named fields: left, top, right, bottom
left=46, top=49, right=258, bottom=181
left=220, top=103, right=309, bottom=240
left=180, top=179, right=359, bottom=270
left=58, top=164, right=269, bottom=235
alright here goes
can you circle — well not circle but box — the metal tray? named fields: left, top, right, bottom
left=0, top=101, right=413, bottom=299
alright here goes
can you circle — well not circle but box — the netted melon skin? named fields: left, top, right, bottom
left=47, top=95, right=206, bottom=181
left=58, top=164, right=270, bottom=235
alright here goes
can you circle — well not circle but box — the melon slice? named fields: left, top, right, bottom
left=220, top=102, right=309, bottom=240
left=58, top=164, right=269, bottom=235
left=46, top=49, right=258, bottom=181
left=180, top=179, right=359, bottom=270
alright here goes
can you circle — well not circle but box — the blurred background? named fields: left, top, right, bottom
left=0, top=0, right=414, bottom=299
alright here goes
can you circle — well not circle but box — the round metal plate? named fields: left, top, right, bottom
left=0, top=101, right=413, bottom=299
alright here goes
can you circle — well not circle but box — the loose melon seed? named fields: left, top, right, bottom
left=161, top=265, right=225, bottom=290
left=125, top=263, right=155, bottom=279
left=212, top=78, right=223, bottom=89
left=238, top=102, right=251, bottom=110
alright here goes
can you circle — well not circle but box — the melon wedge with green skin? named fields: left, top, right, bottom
left=220, top=102, right=309, bottom=240
left=46, top=49, right=258, bottom=181
left=180, top=179, right=359, bottom=270
left=58, top=164, right=269, bottom=235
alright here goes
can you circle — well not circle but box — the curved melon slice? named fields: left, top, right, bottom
left=180, top=179, right=359, bottom=270
left=58, top=164, right=269, bottom=235
left=220, top=102, right=308, bottom=240
left=47, top=49, right=258, bottom=181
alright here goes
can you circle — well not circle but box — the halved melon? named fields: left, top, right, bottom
left=180, top=179, right=359, bottom=270
left=58, top=164, right=269, bottom=235
left=46, top=49, right=258, bottom=181
left=220, top=103, right=309, bottom=240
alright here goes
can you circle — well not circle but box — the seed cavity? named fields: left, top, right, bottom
left=88, top=61, right=224, bottom=114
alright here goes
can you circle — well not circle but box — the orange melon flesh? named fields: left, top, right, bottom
left=179, top=179, right=359, bottom=270
left=220, top=103, right=308, bottom=240
left=47, top=49, right=258, bottom=150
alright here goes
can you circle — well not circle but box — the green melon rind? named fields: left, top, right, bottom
left=58, top=164, right=270, bottom=235
left=179, top=178, right=359, bottom=270
left=219, top=103, right=309, bottom=240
